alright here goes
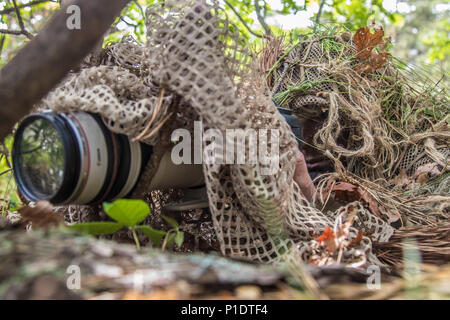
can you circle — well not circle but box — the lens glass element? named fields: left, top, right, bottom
left=17, top=118, right=65, bottom=199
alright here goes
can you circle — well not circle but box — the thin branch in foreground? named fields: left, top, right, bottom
left=254, top=0, right=272, bottom=36
left=11, top=0, right=34, bottom=39
left=224, top=0, right=265, bottom=38
left=314, top=0, right=327, bottom=32
left=0, top=35, right=5, bottom=56
left=0, top=29, right=24, bottom=36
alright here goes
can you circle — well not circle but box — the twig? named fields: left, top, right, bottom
left=133, top=88, right=165, bottom=142
left=0, top=35, right=5, bottom=56
left=1, top=142, right=11, bottom=168
left=0, top=29, right=24, bottom=36
left=314, top=0, right=326, bottom=32
left=224, top=0, right=265, bottom=38
left=0, top=169, right=12, bottom=177
left=12, top=0, right=34, bottom=40
left=254, top=0, right=272, bottom=36
left=119, top=15, right=138, bottom=28
left=140, top=112, right=173, bottom=141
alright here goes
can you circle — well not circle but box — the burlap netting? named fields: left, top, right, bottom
left=42, top=0, right=395, bottom=265
left=268, top=28, right=448, bottom=228
left=270, top=32, right=449, bottom=180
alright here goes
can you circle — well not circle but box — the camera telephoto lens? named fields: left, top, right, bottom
left=12, top=111, right=152, bottom=205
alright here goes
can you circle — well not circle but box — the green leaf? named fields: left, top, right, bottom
left=388, top=13, right=404, bottom=27
left=135, top=225, right=166, bottom=247
left=175, top=231, right=184, bottom=248
left=67, top=222, right=123, bottom=236
left=103, top=199, right=150, bottom=227
left=162, top=215, right=179, bottom=229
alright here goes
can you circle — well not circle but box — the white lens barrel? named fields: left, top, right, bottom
left=64, top=112, right=109, bottom=204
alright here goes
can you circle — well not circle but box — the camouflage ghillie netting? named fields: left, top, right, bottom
left=39, top=0, right=450, bottom=268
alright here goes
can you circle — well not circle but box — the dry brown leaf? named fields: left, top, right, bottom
left=349, top=230, right=364, bottom=248
left=357, top=187, right=382, bottom=219
left=18, top=201, right=63, bottom=229
left=390, top=164, right=441, bottom=191
left=353, top=26, right=385, bottom=60
left=324, top=181, right=382, bottom=218
left=333, top=182, right=359, bottom=202
left=357, top=52, right=390, bottom=74
left=353, top=26, right=391, bottom=74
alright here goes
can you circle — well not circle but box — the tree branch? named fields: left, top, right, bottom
left=254, top=0, right=272, bottom=36
left=0, top=35, right=5, bottom=56
left=224, top=0, right=265, bottom=38
left=314, top=0, right=326, bottom=32
left=0, top=0, right=131, bottom=140
left=0, top=29, right=24, bottom=36
left=12, top=0, right=34, bottom=39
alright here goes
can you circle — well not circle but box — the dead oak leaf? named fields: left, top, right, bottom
left=363, top=53, right=388, bottom=72
left=323, top=180, right=382, bottom=219
left=353, top=26, right=385, bottom=60
left=18, top=200, right=63, bottom=229
left=356, top=52, right=390, bottom=74
left=353, top=26, right=391, bottom=74
left=349, top=230, right=364, bottom=248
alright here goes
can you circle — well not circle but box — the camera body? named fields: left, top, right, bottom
left=12, top=108, right=302, bottom=207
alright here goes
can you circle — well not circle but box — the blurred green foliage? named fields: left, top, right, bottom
left=424, top=19, right=450, bottom=62
left=320, top=0, right=404, bottom=29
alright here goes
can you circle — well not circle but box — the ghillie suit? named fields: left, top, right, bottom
left=265, top=26, right=449, bottom=266
left=39, top=1, right=447, bottom=268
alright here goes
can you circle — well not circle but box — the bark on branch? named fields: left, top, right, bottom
left=0, top=0, right=131, bottom=140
